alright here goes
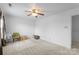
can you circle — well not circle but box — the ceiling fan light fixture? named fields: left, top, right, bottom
left=32, top=13, right=38, bottom=16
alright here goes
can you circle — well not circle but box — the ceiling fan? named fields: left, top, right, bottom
left=25, top=7, right=44, bottom=18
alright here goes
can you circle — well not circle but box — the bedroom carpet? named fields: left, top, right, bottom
left=3, top=39, right=79, bottom=55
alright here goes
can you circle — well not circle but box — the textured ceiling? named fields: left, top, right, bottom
left=0, top=3, right=79, bottom=19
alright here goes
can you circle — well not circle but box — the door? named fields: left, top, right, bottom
left=72, top=15, right=79, bottom=49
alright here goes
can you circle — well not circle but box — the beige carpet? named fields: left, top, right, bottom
left=3, top=39, right=79, bottom=55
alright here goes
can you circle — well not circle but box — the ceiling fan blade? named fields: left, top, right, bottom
left=27, top=13, right=32, bottom=16
left=38, top=9, right=45, bottom=12
left=25, top=10, right=31, bottom=12
left=37, top=13, right=44, bottom=16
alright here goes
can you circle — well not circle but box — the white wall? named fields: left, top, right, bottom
left=35, top=7, right=79, bottom=48
left=5, top=15, right=35, bottom=37
left=72, top=15, right=79, bottom=42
